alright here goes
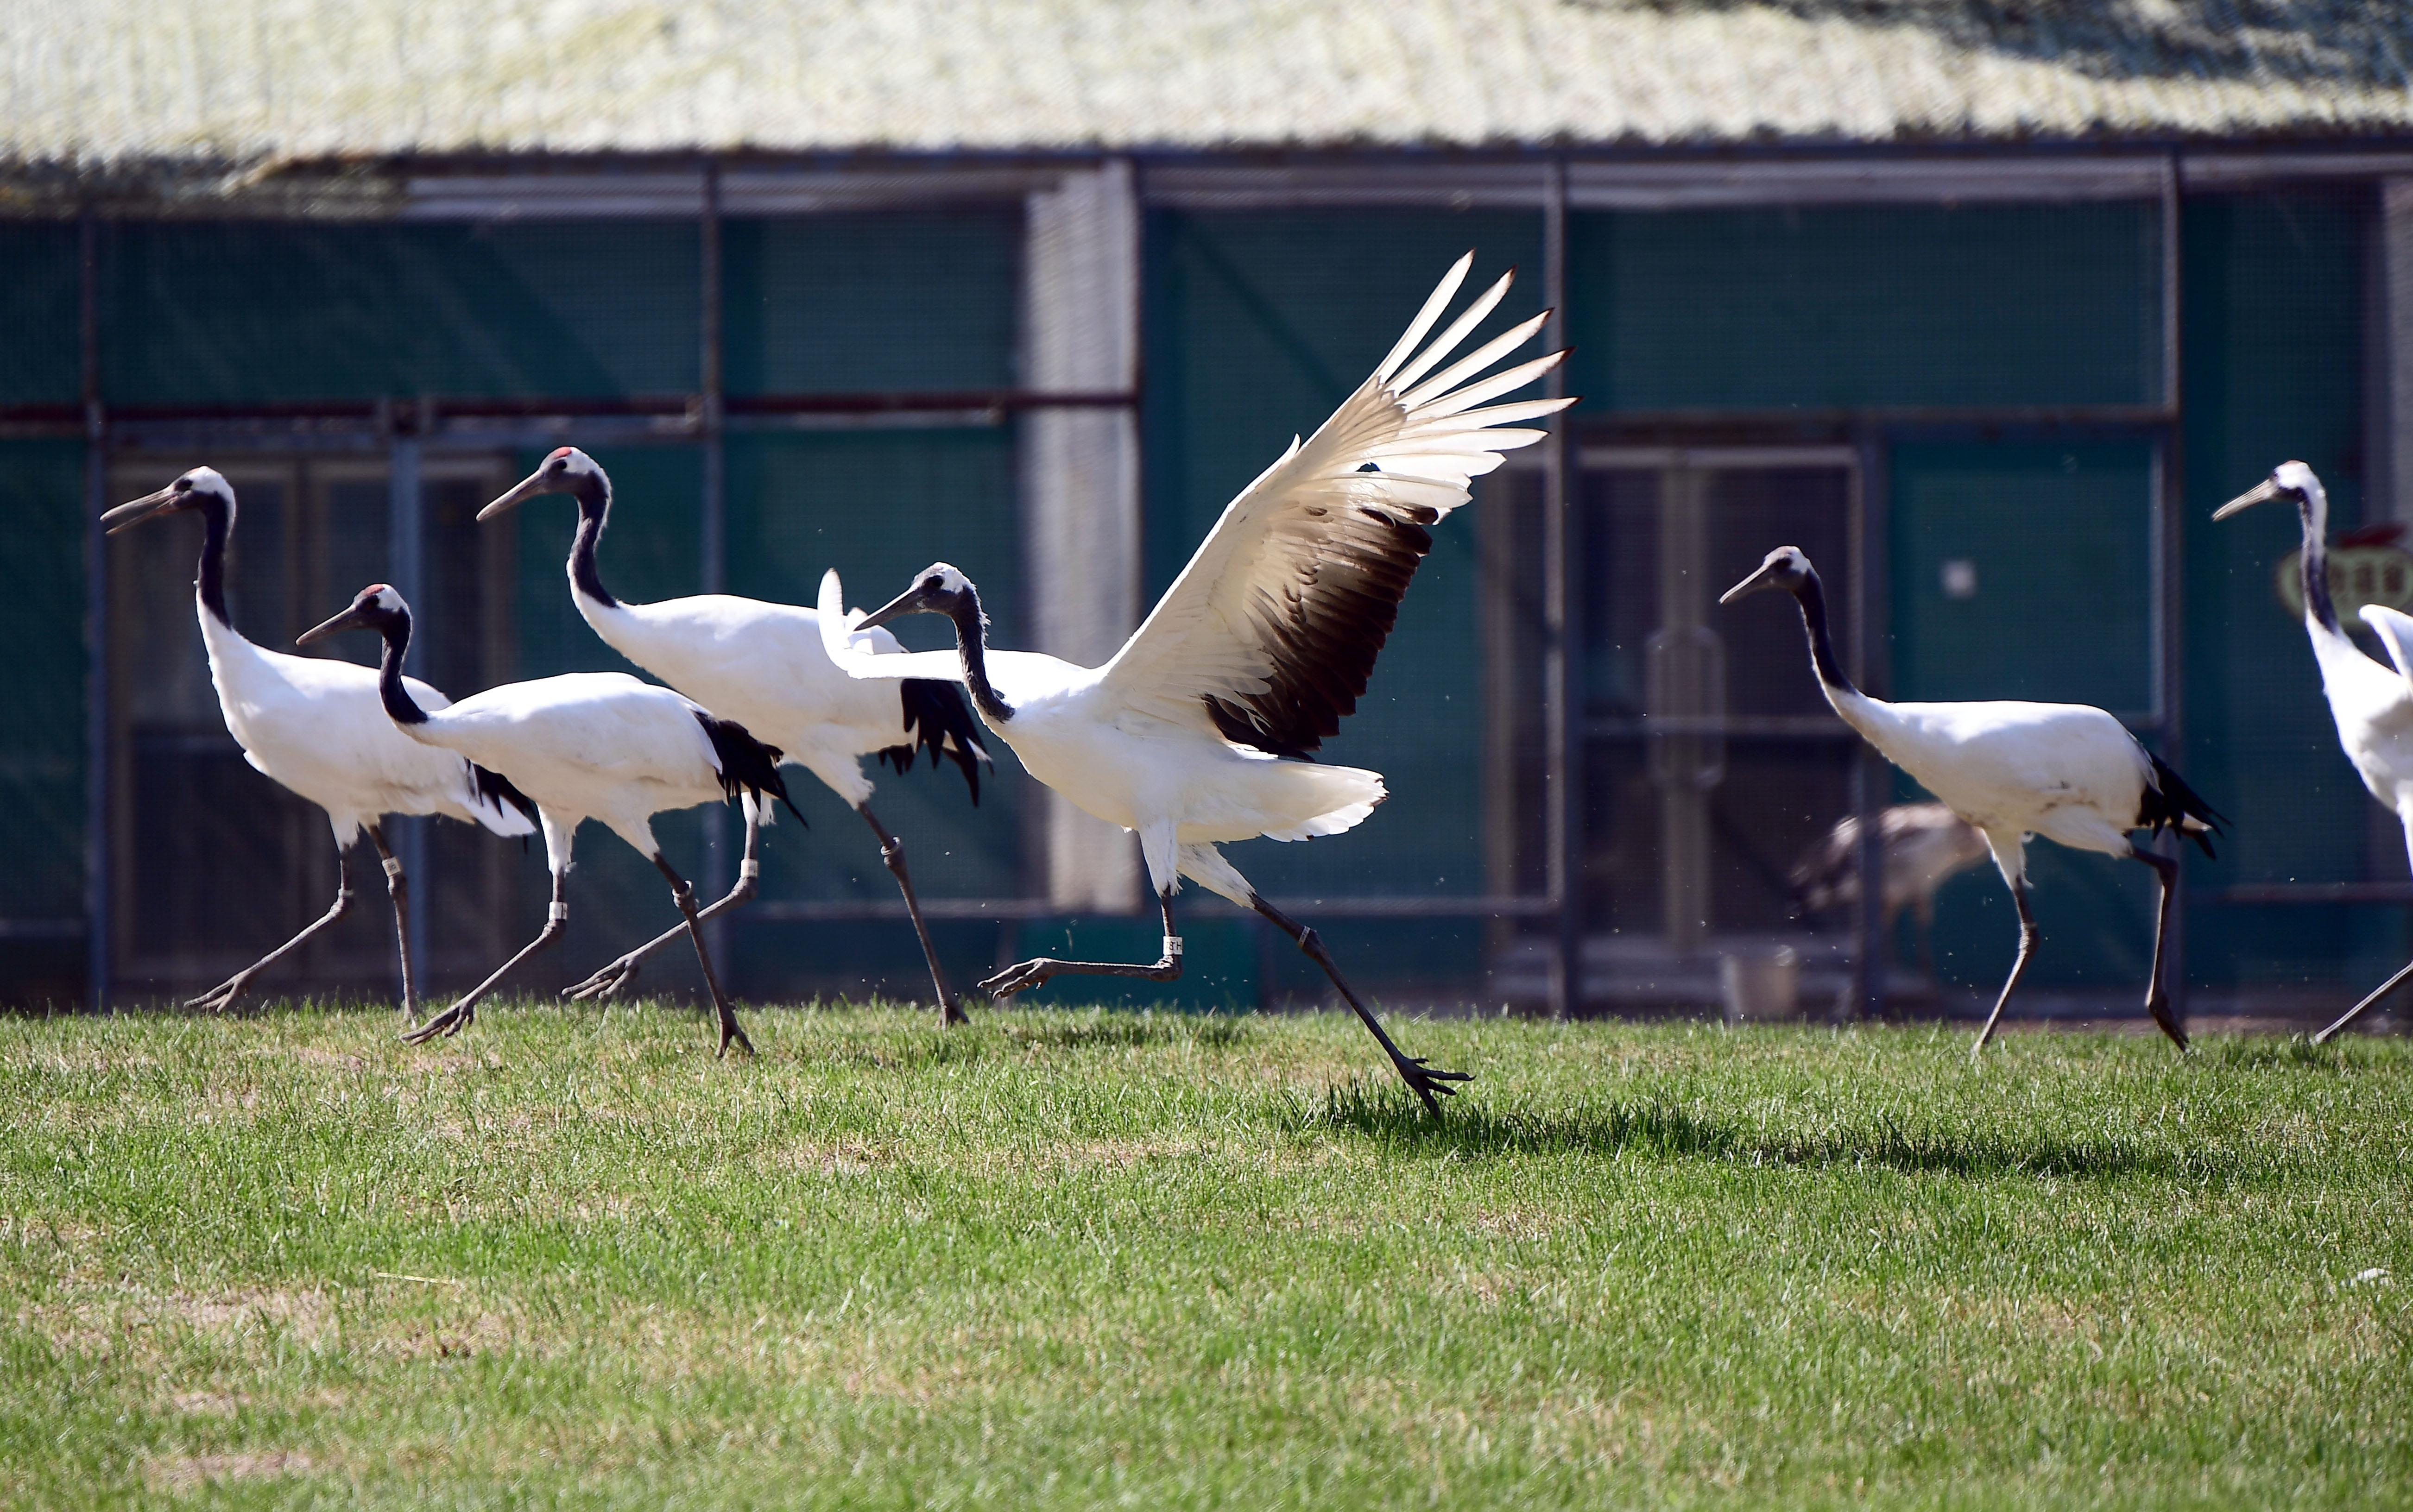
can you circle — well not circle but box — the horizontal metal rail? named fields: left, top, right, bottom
left=2208, top=883, right=2413, bottom=904
left=745, top=895, right=1559, bottom=923
left=0, top=919, right=83, bottom=940
left=0, top=388, right=1139, bottom=439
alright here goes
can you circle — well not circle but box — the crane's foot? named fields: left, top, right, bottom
left=2145, top=994, right=2190, bottom=1052
left=184, top=973, right=259, bottom=1015
left=979, top=958, right=1056, bottom=999
left=402, top=1002, right=475, bottom=1045
left=1390, top=1053, right=1472, bottom=1118
left=716, top=1015, right=755, bottom=1059
left=562, top=954, right=641, bottom=1002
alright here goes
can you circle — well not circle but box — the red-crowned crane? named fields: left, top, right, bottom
left=102, top=469, right=537, bottom=1017
left=1790, top=803, right=1991, bottom=977
left=300, top=584, right=801, bottom=1058
left=815, top=254, right=1571, bottom=1113
left=2217, top=462, right=2413, bottom=1042
left=1723, top=546, right=2224, bottom=1058
left=474, top=448, right=988, bottom=1023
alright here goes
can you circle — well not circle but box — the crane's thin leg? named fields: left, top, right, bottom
left=1971, top=879, right=2041, bottom=1060
left=2130, top=843, right=2190, bottom=1052
left=405, top=869, right=567, bottom=1045
left=2313, top=961, right=2413, bottom=1045
left=653, top=854, right=753, bottom=1059
left=979, top=892, right=1184, bottom=997
left=2319, top=811, right=2413, bottom=1043
left=861, top=802, right=967, bottom=1026
left=187, top=841, right=358, bottom=1014
left=562, top=813, right=764, bottom=1002
left=366, top=822, right=417, bottom=1021
left=1250, top=893, right=1471, bottom=1118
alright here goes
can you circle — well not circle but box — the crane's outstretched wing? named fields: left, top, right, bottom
left=2365, top=604, right=2413, bottom=687
left=1094, top=254, right=1572, bottom=757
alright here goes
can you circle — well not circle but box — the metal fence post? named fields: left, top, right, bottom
left=80, top=210, right=108, bottom=1011
left=698, top=161, right=732, bottom=968
left=1542, top=157, right=1581, bottom=1017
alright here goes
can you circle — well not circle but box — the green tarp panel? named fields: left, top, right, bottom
left=724, top=211, right=1021, bottom=395
left=0, top=440, right=88, bottom=1002
left=0, top=224, right=80, bottom=404
left=1567, top=201, right=2164, bottom=413
left=2182, top=188, right=2397, bottom=998
left=103, top=221, right=702, bottom=403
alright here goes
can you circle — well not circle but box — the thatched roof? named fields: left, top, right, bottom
left=3, top=0, right=2409, bottom=176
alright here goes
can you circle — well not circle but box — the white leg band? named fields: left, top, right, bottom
left=382, top=856, right=405, bottom=879
left=740, top=859, right=760, bottom=880
left=548, top=901, right=569, bottom=922
left=1165, top=935, right=1183, bottom=958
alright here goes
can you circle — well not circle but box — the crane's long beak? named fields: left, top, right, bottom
left=855, top=583, right=937, bottom=632
left=297, top=603, right=372, bottom=647
left=2214, top=479, right=2287, bottom=521
left=1719, top=561, right=1784, bottom=605
left=101, top=486, right=182, bottom=536
left=476, top=469, right=554, bottom=522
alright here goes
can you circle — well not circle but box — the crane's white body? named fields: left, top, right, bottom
left=815, top=612, right=1385, bottom=905
left=1820, top=686, right=2162, bottom=885
left=200, top=606, right=534, bottom=847
left=2286, top=594, right=2413, bottom=879
left=1729, top=544, right=2211, bottom=1054
left=573, top=591, right=935, bottom=808
left=387, top=669, right=743, bottom=861
left=306, top=583, right=779, bottom=1054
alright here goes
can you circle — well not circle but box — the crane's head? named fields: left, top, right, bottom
left=1719, top=546, right=1816, bottom=605
left=479, top=446, right=609, bottom=522
left=298, top=583, right=412, bottom=648
left=856, top=563, right=979, bottom=631
left=2214, top=460, right=2323, bottom=521
left=102, top=466, right=237, bottom=535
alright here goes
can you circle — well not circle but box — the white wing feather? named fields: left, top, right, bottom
left=1090, top=260, right=1571, bottom=750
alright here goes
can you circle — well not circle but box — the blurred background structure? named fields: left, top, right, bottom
left=4, top=0, right=2412, bottom=1027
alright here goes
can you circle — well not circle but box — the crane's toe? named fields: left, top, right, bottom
left=402, top=1002, right=474, bottom=1045
left=185, top=974, right=254, bottom=1014
left=563, top=955, right=640, bottom=1001
left=1393, top=1055, right=1471, bottom=1116
left=979, top=959, right=1055, bottom=999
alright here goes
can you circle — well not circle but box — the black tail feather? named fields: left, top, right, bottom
left=2141, top=753, right=2227, bottom=860
left=470, top=762, right=540, bottom=850
left=878, top=678, right=988, bottom=806
left=694, top=712, right=807, bottom=828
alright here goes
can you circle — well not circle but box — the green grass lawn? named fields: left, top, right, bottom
left=2, top=1002, right=2408, bottom=1509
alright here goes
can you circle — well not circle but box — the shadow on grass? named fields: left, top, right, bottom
left=828, top=1009, right=1254, bottom=1071
left=1308, top=1082, right=2245, bottom=1183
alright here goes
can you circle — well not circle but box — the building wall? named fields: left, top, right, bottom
left=0, top=175, right=2390, bottom=1013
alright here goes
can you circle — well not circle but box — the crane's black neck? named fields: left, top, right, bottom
left=943, top=586, right=1014, bottom=724
left=566, top=474, right=618, bottom=609
left=372, top=611, right=431, bottom=726
left=2297, top=483, right=2340, bottom=634
left=1788, top=567, right=1859, bottom=699
left=192, top=493, right=233, bottom=629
